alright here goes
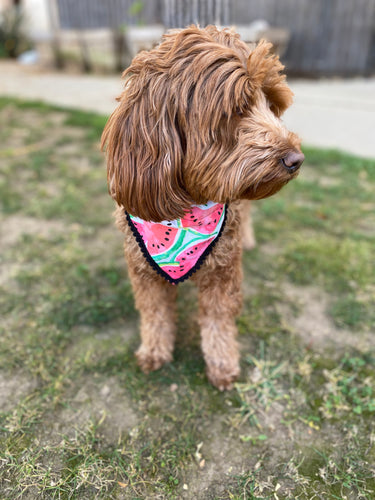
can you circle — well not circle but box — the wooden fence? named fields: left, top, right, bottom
left=162, top=0, right=230, bottom=27
left=56, top=0, right=375, bottom=76
left=56, top=0, right=161, bottom=29
left=231, top=0, right=375, bottom=76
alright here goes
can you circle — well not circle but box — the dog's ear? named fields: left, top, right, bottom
left=247, top=40, right=293, bottom=116
left=101, top=57, right=193, bottom=222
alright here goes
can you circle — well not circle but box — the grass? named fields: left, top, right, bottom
left=0, top=97, right=375, bottom=499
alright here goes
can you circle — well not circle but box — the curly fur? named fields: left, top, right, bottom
left=102, top=25, right=303, bottom=390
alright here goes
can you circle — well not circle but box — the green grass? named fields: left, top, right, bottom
left=1, top=97, right=375, bottom=499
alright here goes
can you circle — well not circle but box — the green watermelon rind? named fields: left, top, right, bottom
left=160, top=262, right=180, bottom=269
left=152, top=232, right=210, bottom=264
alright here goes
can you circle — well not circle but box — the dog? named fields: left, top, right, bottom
left=101, top=25, right=304, bottom=390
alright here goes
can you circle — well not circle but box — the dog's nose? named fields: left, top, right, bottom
left=281, top=151, right=305, bottom=173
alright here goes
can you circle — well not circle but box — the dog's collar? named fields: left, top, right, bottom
left=126, top=202, right=227, bottom=284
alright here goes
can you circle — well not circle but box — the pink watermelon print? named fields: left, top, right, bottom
left=160, top=236, right=216, bottom=278
left=159, top=264, right=182, bottom=277
left=181, top=203, right=224, bottom=234
left=127, top=202, right=226, bottom=284
left=131, top=219, right=178, bottom=256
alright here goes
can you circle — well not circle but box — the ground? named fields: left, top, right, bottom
left=0, top=98, right=374, bottom=499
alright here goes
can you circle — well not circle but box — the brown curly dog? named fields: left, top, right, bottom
left=102, top=25, right=304, bottom=390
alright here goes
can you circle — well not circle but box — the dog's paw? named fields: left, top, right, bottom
left=206, top=363, right=240, bottom=391
left=136, top=346, right=172, bottom=373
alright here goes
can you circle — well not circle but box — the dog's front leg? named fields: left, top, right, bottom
left=195, top=254, right=243, bottom=391
left=127, top=261, right=177, bottom=373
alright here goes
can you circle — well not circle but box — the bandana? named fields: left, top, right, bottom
left=126, top=201, right=227, bottom=284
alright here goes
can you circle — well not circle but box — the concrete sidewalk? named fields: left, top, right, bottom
left=1, top=61, right=374, bottom=158
left=283, top=78, right=375, bottom=159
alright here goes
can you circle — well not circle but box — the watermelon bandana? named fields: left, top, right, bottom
left=126, top=202, right=227, bottom=284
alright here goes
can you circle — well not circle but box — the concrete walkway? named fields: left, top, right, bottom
left=284, top=78, right=375, bottom=159
left=1, top=61, right=374, bottom=158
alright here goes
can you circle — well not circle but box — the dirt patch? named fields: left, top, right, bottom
left=280, top=283, right=372, bottom=352
left=179, top=404, right=314, bottom=499
left=84, top=225, right=125, bottom=264
left=299, top=167, right=342, bottom=188
left=0, top=261, right=20, bottom=288
left=52, top=375, right=138, bottom=445
left=178, top=416, right=244, bottom=498
left=0, top=372, right=38, bottom=412
left=0, top=215, right=67, bottom=248
left=1, top=106, right=87, bottom=162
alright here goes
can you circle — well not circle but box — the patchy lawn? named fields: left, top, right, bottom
left=0, top=97, right=374, bottom=499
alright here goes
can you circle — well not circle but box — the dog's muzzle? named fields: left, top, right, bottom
left=281, top=151, right=305, bottom=173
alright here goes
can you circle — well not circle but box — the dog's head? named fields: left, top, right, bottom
left=102, top=25, right=303, bottom=222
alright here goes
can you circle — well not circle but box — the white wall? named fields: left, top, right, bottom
left=22, top=0, right=51, bottom=40
left=0, top=0, right=52, bottom=40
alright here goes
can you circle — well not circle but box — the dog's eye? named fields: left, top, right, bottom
left=236, top=107, right=244, bottom=117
